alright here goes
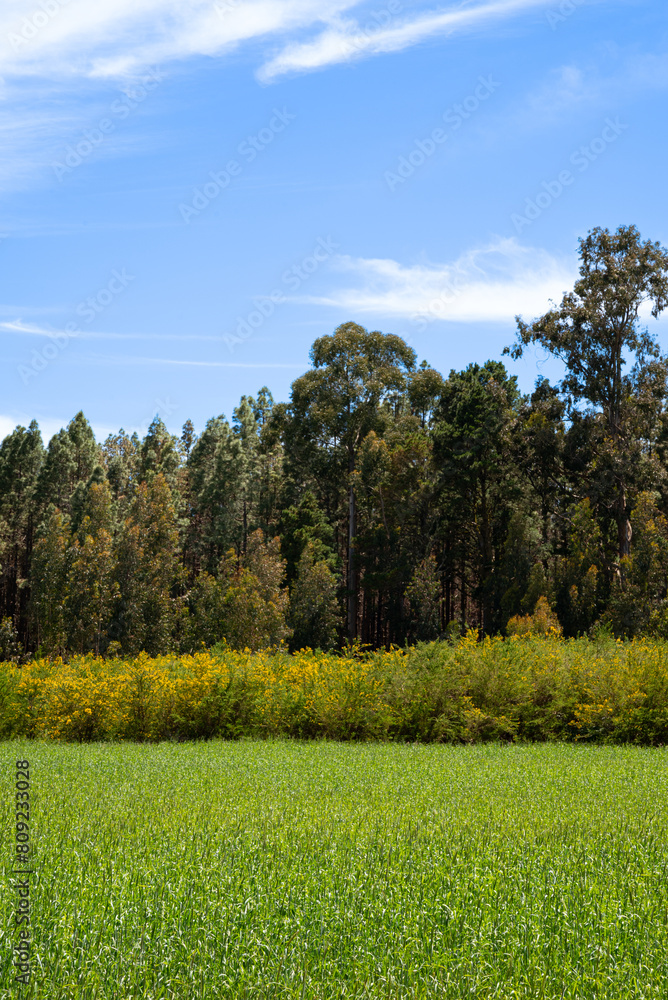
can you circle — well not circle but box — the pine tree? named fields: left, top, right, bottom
left=65, top=482, right=117, bottom=654
left=113, top=474, right=181, bottom=655
left=30, top=508, right=70, bottom=656
left=0, top=421, right=44, bottom=649
left=139, top=417, right=182, bottom=489
left=185, top=416, right=244, bottom=574
left=36, top=412, right=100, bottom=514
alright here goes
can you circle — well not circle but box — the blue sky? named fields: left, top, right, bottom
left=1, top=0, right=666, bottom=443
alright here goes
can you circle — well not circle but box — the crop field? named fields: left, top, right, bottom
left=1, top=741, right=668, bottom=999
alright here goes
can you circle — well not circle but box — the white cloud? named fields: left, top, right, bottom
left=258, top=0, right=555, bottom=82
left=511, top=47, right=668, bottom=133
left=521, top=64, right=594, bottom=122
left=0, top=0, right=355, bottom=78
left=0, top=319, right=229, bottom=341
left=299, top=238, right=578, bottom=324
left=0, top=0, right=555, bottom=81
left=88, top=355, right=304, bottom=368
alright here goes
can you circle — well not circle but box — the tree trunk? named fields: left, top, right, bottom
left=347, top=454, right=357, bottom=641
left=616, top=486, right=632, bottom=584
left=480, top=478, right=493, bottom=635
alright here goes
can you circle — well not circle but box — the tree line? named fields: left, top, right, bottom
left=3, top=224, right=668, bottom=659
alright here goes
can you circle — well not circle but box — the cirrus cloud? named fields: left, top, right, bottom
left=0, top=0, right=557, bottom=81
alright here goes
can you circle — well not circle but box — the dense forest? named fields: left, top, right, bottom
left=3, top=224, right=668, bottom=658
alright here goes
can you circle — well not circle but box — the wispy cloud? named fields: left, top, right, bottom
left=0, top=0, right=355, bottom=78
left=0, top=0, right=556, bottom=82
left=511, top=48, right=668, bottom=132
left=0, top=319, right=229, bottom=342
left=0, top=0, right=635, bottom=196
left=259, top=0, right=556, bottom=82
left=299, top=238, right=578, bottom=323
left=88, top=355, right=304, bottom=368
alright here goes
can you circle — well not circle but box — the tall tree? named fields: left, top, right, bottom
left=65, top=481, right=117, bottom=655
left=113, top=473, right=181, bottom=655
left=287, top=322, right=416, bottom=639
left=289, top=541, right=341, bottom=651
left=0, top=421, right=44, bottom=648
left=507, top=225, right=668, bottom=580
left=30, top=508, right=70, bottom=656
left=185, top=416, right=244, bottom=574
left=432, top=361, right=522, bottom=635
left=102, top=429, right=141, bottom=508
left=138, top=416, right=182, bottom=488
left=36, top=412, right=100, bottom=514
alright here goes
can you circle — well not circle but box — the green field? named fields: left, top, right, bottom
left=2, top=741, right=668, bottom=999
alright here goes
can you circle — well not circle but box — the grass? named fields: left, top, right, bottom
left=2, top=740, right=668, bottom=998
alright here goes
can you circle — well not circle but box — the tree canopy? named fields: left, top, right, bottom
left=3, top=226, right=668, bottom=657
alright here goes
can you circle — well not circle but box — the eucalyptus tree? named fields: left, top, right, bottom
left=432, top=361, right=523, bottom=635
left=287, top=322, right=416, bottom=639
left=507, top=225, right=668, bottom=581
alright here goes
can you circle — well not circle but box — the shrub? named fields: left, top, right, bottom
left=3, top=634, right=668, bottom=743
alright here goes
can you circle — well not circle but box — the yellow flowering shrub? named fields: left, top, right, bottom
left=1, top=635, right=668, bottom=742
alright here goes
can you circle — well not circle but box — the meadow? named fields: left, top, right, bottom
left=1, top=740, right=667, bottom=999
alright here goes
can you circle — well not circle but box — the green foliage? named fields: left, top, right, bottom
left=36, top=411, right=100, bottom=512
left=220, top=530, right=291, bottom=651
left=289, top=540, right=342, bottom=650
left=30, top=507, right=70, bottom=656
left=113, top=473, right=181, bottom=655
left=507, top=224, right=668, bottom=573
left=184, top=529, right=291, bottom=652
left=433, top=360, right=522, bottom=635
left=405, top=553, right=441, bottom=642
left=4, top=227, right=668, bottom=657
left=279, top=490, right=336, bottom=582
left=138, top=415, right=181, bottom=487
left=555, top=498, right=604, bottom=636
left=66, top=482, right=117, bottom=655
left=0, top=616, right=20, bottom=661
